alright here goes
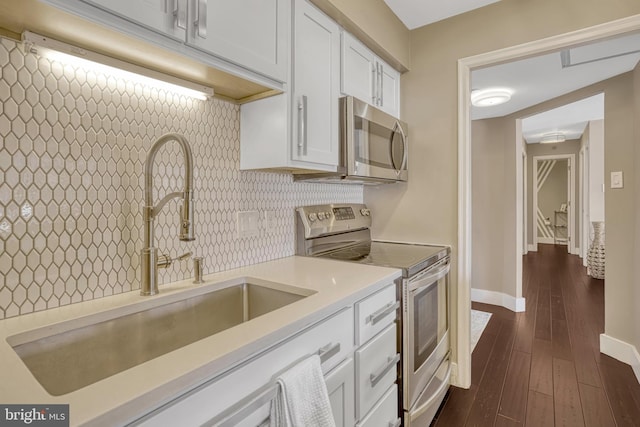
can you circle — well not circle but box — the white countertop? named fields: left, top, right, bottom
left=0, top=256, right=401, bottom=426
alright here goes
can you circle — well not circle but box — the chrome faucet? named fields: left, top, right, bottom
left=140, top=133, right=195, bottom=296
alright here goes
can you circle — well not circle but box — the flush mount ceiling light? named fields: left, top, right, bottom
left=22, top=31, right=214, bottom=100
left=540, top=132, right=566, bottom=144
left=470, top=88, right=513, bottom=107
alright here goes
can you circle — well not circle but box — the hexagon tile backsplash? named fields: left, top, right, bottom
left=0, top=37, right=363, bottom=320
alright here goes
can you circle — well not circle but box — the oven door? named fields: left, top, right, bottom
left=403, top=258, right=450, bottom=410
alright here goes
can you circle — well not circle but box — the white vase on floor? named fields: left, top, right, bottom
left=587, top=221, right=605, bottom=279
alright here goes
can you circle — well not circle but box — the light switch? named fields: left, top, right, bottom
left=611, top=171, right=624, bottom=189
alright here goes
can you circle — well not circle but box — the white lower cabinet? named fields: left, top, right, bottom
left=132, top=307, right=353, bottom=426
left=131, top=282, right=399, bottom=427
left=354, top=284, right=400, bottom=426
left=326, top=358, right=356, bottom=427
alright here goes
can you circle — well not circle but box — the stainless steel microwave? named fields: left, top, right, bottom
left=294, top=96, right=408, bottom=184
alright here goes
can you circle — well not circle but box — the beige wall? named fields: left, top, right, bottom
left=603, top=72, right=636, bottom=346
left=470, top=118, right=508, bottom=294
left=362, top=1, right=640, bottom=360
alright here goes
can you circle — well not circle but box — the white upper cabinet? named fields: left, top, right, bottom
left=341, top=32, right=375, bottom=105
left=240, top=0, right=340, bottom=172
left=186, top=0, right=289, bottom=83
left=80, top=0, right=187, bottom=41
left=379, top=61, right=400, bottom=117
left=342, top=32, right=401, bottom=118
left=77, top=0, right=288, bottom=83
left=291, top=0, right=340, bottom=166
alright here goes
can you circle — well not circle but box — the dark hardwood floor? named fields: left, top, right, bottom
left=433, top=244, right=640, bottom=426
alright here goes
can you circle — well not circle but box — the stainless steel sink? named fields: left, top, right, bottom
left=9, top=278, right=315, bottom=396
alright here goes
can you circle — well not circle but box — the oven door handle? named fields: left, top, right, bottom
left=408, top=262, right=450, bottom=293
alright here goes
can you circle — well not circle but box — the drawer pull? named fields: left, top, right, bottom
left=317, top=342, right=340, bottom=363
left=366, top=301, right=399, bottom=326
left=389, top=418, right=402, bottom=427
left=369, top=353, right=400, bottom=388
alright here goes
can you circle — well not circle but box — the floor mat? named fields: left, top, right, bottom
left=471, top=309, right=492, bottom=353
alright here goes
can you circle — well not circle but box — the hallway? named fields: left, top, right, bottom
left=433, top=244, right=640, bottom=426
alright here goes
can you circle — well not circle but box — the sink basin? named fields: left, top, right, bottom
left=8, top=278, right=315, bottom=396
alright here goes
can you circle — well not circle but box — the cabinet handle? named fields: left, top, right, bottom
left=371, top=64, right=377, bottom=104
left=171, top=0, right=187, bottom=30
left=366, top=301, right=399, bottom=326
left=317, top=342, right=340, bottom=363
left=389, top=418, right=402, bottom=427
left=194, top=0, right=207, bottom=38
left=370, top=353, right=400, bottom=388
left=298, top=95, right=308, bottom=156
left=377, top=63, right=382, bottom=106
left=380, top=64, right=384, bottom=106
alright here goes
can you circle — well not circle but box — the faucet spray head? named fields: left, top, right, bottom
left=179, top=190, right=195, bottom=241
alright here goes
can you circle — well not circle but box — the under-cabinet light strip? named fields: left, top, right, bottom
left=22, top=31, right=214, bottom=100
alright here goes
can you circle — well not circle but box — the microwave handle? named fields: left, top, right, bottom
left=298, top=95, right=308, bottom=156
left=389, top=121, right=408, bottom=173
left=399, top=123, right=408, bottom=172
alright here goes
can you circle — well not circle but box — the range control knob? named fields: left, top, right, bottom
left=360, top=208, right=371, bottom=216
left=308, top=213, right=318, bottom=222
left=318, top=212, right=326, bottom=220
left=325, top=211, right=333, bottom=219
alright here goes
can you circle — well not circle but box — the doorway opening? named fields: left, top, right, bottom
left=533, top=155, right=575, bottom=252
left=456, top=15, right=640, bottom=389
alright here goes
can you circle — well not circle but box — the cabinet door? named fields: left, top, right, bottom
left=342, top=32, right=375, bottom=104
left=80, top=0, right=186, bottom=41
left=291, top=0, right=340, bottom=167
left=186, top=0, right=289, bottom=82
left=326, top=358, right=356, bottom=427
left=378, top=61, right=400, bottom=118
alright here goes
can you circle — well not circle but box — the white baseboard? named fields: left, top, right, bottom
left=471, top=288, right=526, bottom=312
left=528, top=244, right=537, bottom=252
left=600, top=334, right=640, bottom=384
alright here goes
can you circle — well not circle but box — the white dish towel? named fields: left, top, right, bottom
left=269, top=355, right=336, bottom=427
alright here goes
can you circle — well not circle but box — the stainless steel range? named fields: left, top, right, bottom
left=296, top=203, right=451, bottom=426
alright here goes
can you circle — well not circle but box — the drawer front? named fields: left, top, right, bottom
left=404, top=357, right=450, bottom=427
left=357, top=384, right=400, bottom=427
left=133, top=307, right=354, bottom=426
left=356, top=324, right=398, bottom=419
left=356, top=284, right=397, bottom=346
